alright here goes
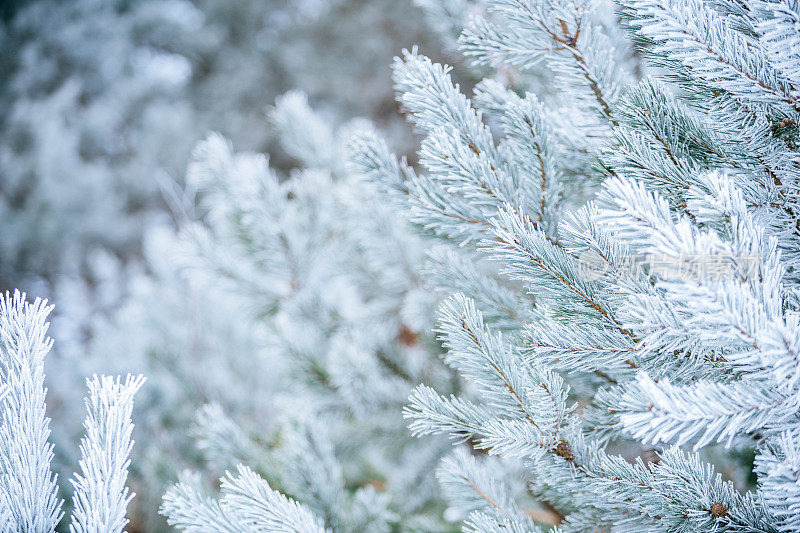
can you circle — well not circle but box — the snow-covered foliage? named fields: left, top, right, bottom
left=0, top=0, right=444, bottom=291
left=0, top=290, right=143, bottom=531
left=8, top=0, right=800, bottom=530
left=47, top=225, right=277, bottom=532
left=354, top=0, right=800, bottom=530
left=58, top=93, right=452, bottom=530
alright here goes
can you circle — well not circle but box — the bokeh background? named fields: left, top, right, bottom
left=0, top=1, right=476, bottom=529
left=0, top=0, right=459, bottom=292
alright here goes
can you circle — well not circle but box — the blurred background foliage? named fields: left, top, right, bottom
left=0, top=0, right=462, bottom=292
left=0, top=1, right=480, bottom=529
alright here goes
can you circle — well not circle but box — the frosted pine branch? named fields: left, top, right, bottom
left=0, top=291, right=62, bottom=532
left=69, top=374, right=145, bottom=533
